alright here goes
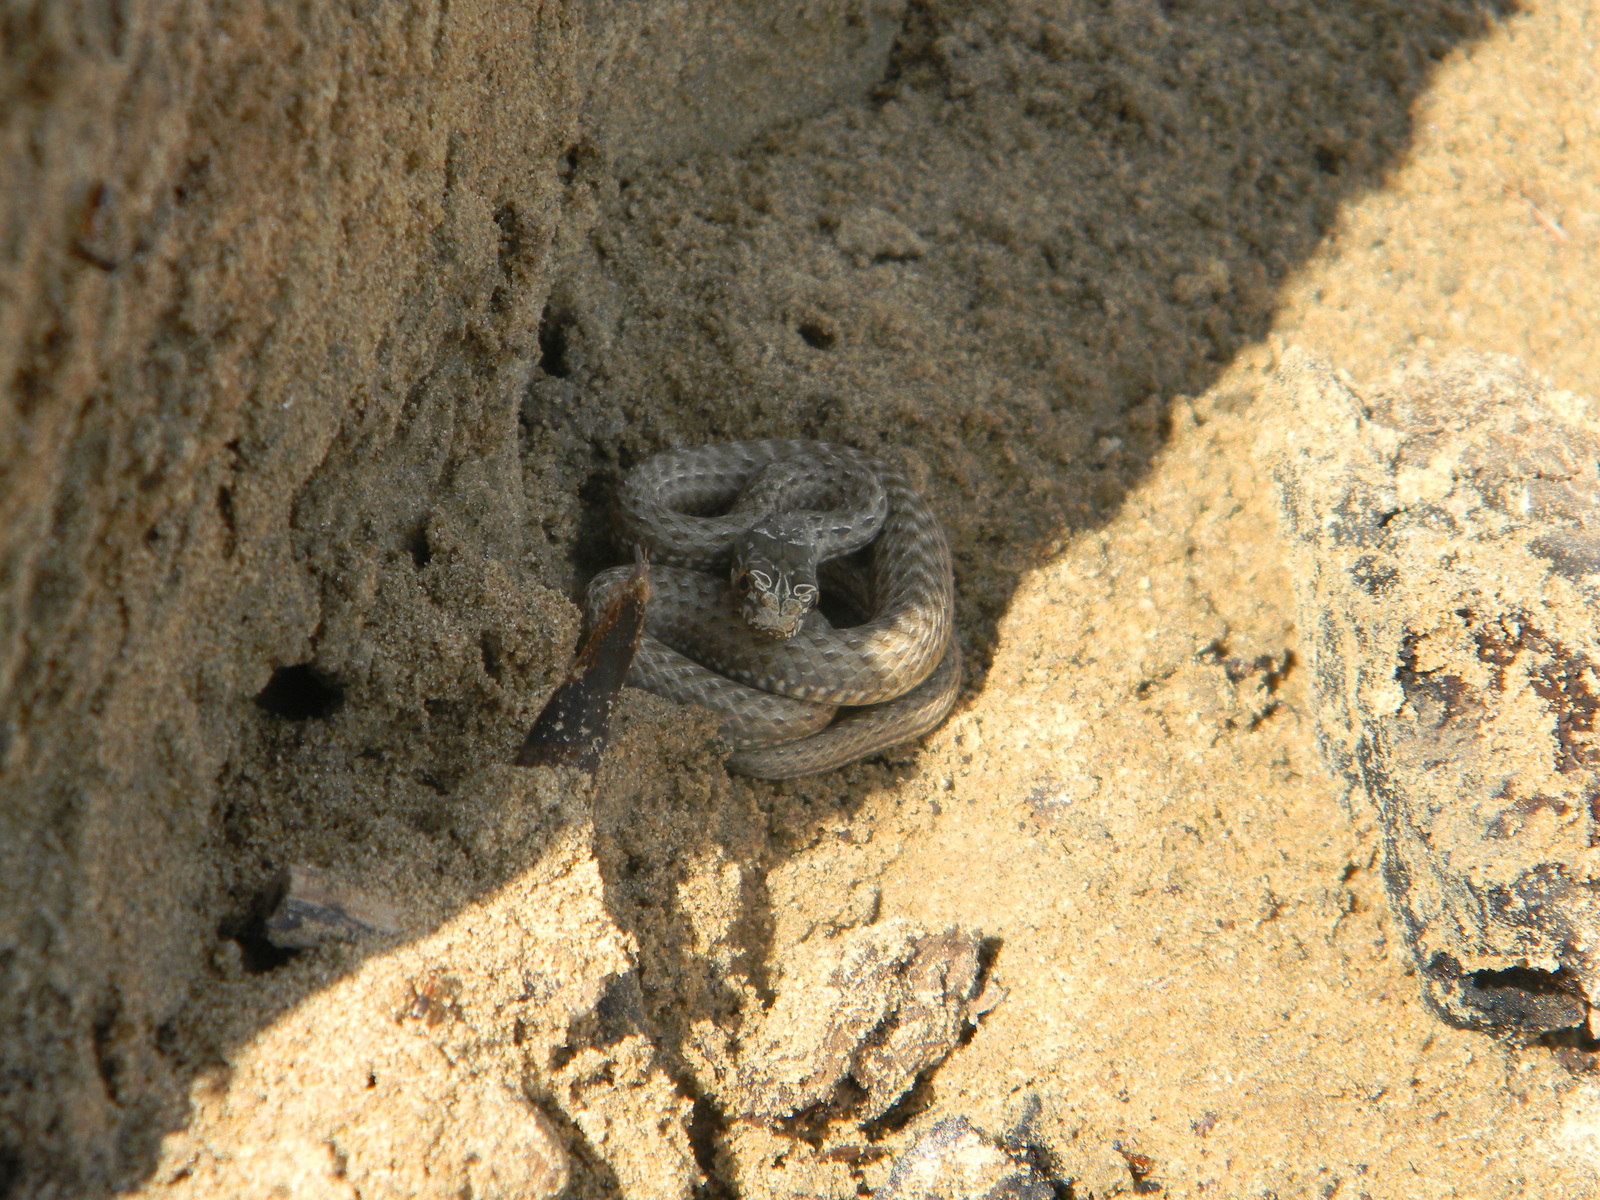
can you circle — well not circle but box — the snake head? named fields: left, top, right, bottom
left=732, top=526, right=820, bottom=640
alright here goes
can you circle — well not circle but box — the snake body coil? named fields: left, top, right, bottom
left=586, top=439, right=960, bottom=778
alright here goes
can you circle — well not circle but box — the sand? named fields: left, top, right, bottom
left=1, top=0, right=1598, bottom=1195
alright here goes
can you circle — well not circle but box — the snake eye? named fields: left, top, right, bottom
left=734, top=573, right=753, bottom=596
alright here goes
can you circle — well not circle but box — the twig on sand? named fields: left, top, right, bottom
left=514, top=549, right=650, bottom=774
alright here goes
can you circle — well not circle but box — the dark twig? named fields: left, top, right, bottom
left=514, top=549, right=650, bottom=773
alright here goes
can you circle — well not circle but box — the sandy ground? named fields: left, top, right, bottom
left=3, top=0, right=1599, bottom=1196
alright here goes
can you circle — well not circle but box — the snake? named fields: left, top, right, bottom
left=585, top=439, right=961, bottom=779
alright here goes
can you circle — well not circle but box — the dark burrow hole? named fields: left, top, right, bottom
left=255, top=663, right=344, bottom=721
left=538, top=302, right=576, bottom=378
left=227, top=931, right=297, bottom=975
left=216, top=880, right=299, bottom=974
left=406, top=524, right=432, bottom=568
left=797, top=320, right=836, bottom=351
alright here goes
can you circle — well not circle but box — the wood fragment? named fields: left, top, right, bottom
left=1259, top=350, right=1600, bottom=1039
left=514, top=551, right=650, bottom=773
left=1523, top=194, right=1570, bottom=243
left=264, top=864, right=402, bottom=949
left=1506, top=183, right=1570, bottom=243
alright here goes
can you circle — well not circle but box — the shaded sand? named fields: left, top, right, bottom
left=2, top=0, right=1598, bottom=1196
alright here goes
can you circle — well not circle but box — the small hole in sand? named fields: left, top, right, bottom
left=255, top=664, right=344, bottom=721
left=538, top=303, right=575, bottom=377
left=406, top=526, right=431, bottom=569
left=797, top=321, right=836, bottom=351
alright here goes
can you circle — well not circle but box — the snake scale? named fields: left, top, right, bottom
left=586, top=439, right=961, bottom=778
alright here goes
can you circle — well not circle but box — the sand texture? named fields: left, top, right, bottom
left=2, top=0, right=1598, bottom=1196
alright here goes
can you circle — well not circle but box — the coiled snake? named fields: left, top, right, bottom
left=586, top=439, right=961, bottom=778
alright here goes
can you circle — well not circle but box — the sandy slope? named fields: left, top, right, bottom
left=2, top=0, right=1597, bottom=1196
